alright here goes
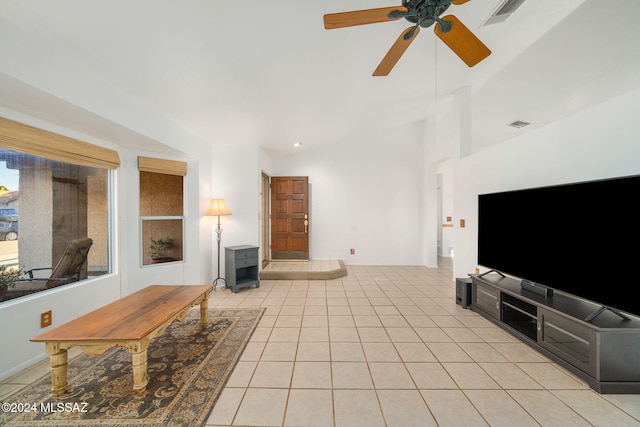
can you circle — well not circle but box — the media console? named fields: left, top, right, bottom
left=471, top=273, right=640, bottom=393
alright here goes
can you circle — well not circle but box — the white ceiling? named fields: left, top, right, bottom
left=1, top=0, right=640, bottom=157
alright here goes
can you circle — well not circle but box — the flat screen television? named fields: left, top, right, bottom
left=477, top=174, right=640, bottom=319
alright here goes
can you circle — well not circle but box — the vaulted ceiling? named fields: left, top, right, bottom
left=1, top=0, right=639, bottom=157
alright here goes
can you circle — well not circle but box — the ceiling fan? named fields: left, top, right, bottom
left=324, top=0, right=491, bottom=76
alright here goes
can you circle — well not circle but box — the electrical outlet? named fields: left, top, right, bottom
left=350, top=248, right=355, bottom=255
left=41, top=310, right=52, bottom=328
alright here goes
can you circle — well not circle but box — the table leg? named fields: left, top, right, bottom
left=47, top=344, right=68, bottom=396
left=131, top=342, right=148, bottom=394
left=200, top=295, right=209, bottom=325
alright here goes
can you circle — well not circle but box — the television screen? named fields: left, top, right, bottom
left=477, top=175, right=640, bottom=318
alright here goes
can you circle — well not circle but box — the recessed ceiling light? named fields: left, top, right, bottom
left=293, top=142, right=302, bottom=147
left=509, top=120, right=530, bottom=128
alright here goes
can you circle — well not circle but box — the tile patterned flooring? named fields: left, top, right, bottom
left=3, top=259, right=640, bottom=426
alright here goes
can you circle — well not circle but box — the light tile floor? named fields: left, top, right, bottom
left=206, top=259, right=640, bottom=426
left=2, top=259, right=640, bottom=426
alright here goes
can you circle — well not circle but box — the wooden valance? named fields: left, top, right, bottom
left=138, top=156, right=187, bottom=176
left=0, top=117, right=120, bottom=169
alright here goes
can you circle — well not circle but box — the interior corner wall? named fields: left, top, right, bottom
left=210, top=145, right=262, bottom=279
left=453, top=87, right=640, bottom=280
left=421, top=115, right=438, bottom=268
left=198, top=152, right=215, bottom=284
left=271, top=123, right=424, bottom=265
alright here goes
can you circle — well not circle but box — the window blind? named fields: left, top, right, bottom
left=0, top=117, right=120, bottom=169
left=138, top=156, right=187, bottom=176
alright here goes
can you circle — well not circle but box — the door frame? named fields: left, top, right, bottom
left=261, top=171, right=270, bottom=268
left=264, top=175, right=311, bottom=262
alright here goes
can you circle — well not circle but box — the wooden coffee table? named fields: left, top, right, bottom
left=31, top=284, right=212, bottom=396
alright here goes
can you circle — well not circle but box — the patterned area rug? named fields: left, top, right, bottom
left=3, top=307, right=264, bottom=426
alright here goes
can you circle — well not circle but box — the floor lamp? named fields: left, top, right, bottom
left=207, top=198, right=232, bottom=289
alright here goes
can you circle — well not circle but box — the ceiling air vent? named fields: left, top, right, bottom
left=509, top=120, right=530, bottom=128
left=482, top=0, right=526, bottom=26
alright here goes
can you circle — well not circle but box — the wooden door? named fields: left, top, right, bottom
left=271, top=176, right=309, bottom=260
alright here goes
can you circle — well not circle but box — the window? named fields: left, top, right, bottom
left=139, top=157, right=186, bottom=266
left=0, top=117, right=118, bottom=302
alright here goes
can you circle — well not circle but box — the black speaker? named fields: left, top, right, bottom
left=456, top=278, right=472, bottom=309
left=521, top=279, right=553, bottom=298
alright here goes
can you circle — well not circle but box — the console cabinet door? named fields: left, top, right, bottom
left=474, top=281, right=501, bottom=320
left=538, top=308, right=598, bottom=378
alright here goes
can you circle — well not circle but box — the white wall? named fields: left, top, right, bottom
left=452, top=87, right=640, bottom=280
left=271, top=123, right=425, bottom=265
left=209, top=145, right=263, bottom=279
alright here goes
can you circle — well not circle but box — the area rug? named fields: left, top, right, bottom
left=2, top=307, right=264, bottom=427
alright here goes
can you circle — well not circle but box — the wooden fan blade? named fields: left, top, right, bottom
left=434, top=15, right=491, bottom=67
left=324, top=6, right=408, bottom=29
left=373, top=26, right=420, bottom=76
left=452, top=0, right=471, bottom=4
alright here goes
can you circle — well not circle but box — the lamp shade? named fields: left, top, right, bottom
left=207, top=198, right=231, bottom=216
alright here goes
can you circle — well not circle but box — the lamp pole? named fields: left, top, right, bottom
left=207, top=198, right=231, bottom=289
left=213, top=214, right=225, bottom=288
